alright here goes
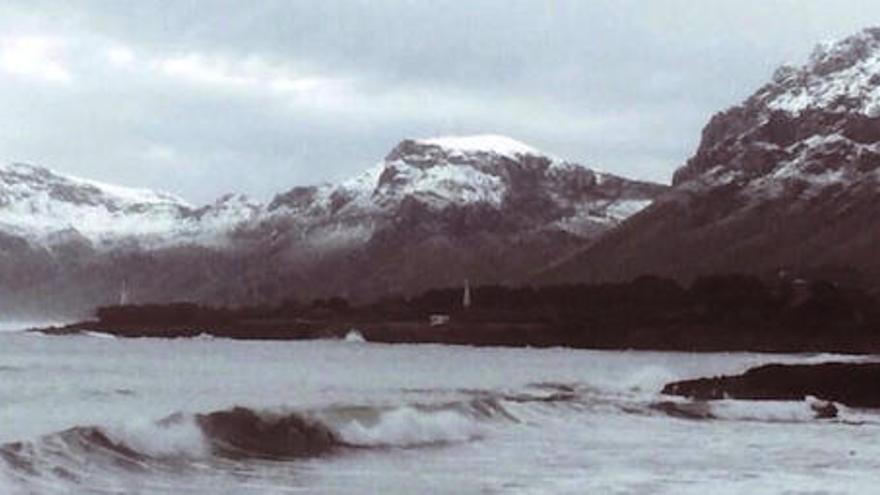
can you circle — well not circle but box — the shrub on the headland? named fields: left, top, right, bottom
left=96, top=303, right=229, bottom=325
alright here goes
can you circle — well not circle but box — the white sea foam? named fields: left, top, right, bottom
left=105, top=416, right=209, bottom=458
left=707, top=399, right=821, bottom=423
left=82, top=331, right=117, bottom=339
left=343, top=329, right=366, bottom=343
left=0, top=321, right=61, bottom=332
left=335, top=406, right=485, bottom=447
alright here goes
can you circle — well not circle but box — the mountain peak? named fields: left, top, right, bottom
left=673, top=26, right=880, bottom=186
left=416, top=134, right=541, bottom=158
left=763, top=26, right=880, bottom=116
left=542, top=27, right=880, bottom=287
left=807, top=27, right=880, bottom=76
left=384, top=134, right=545, bottom=165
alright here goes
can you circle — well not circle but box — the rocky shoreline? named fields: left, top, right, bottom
left=31, top=317, right=880, bottom=354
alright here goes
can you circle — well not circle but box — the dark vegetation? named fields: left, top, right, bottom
left=39, top=272, right=880, bottom=353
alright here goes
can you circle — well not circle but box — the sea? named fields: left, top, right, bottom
left=0, top=326, right=878, bottom=494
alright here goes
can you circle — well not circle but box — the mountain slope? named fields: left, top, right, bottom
left=539, top=27, right=880, bottom=287
left=0, top=135, right=666, bottom=316
left=232, top=135, right=666, bottom=300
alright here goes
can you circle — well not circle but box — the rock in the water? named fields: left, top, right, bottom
left=807, top=397, right=839, bottom=419
left=662, top=362, right=880, bottom=409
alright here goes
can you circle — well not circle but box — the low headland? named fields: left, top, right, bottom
left=33, top=272, right=880, bottom=353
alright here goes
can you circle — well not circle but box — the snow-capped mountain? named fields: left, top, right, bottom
left=0, top=162, right=188, bottom=244
left=0, top=162, right=263, bottom=249
left=542, top=27, right=880, bottom=286
left=235, top=134, right=665, bottom=301
left=0, top=135, right=665, bottom=315
left=266, top=134, right=661, bottom=240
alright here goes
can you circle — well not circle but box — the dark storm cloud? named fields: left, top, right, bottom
left=0, top=0, right=878, bottom=202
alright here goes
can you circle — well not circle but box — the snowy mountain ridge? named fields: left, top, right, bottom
left=0, top=134, right=668, bottom=314
left=0, top=135, right=664, bottom=253
left=0, top=162, right=270, bottom=248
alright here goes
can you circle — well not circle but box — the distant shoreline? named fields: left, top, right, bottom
left=30, top=318, right=878, bottom=354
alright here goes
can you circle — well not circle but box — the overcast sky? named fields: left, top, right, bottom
left=0, top=1, right=878, bottom=203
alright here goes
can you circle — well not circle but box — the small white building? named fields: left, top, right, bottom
left=428, top=280, right=472, bottom=326
left=429, top=314, right=451, bottom=326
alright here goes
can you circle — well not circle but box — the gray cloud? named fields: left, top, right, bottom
left=0, top=0, right=877, bottom=203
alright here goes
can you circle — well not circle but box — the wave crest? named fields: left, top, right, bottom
left=195, top=407, right=340, bottom=460
left=0, top=397, right=515, bottom=489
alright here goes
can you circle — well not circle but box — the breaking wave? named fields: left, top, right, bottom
left=81, top=331, right=117, bottom=340
left=343, top=329, right=367, bottom=343
left=0, top=394, right=533, bottom=492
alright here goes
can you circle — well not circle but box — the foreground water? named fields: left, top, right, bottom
left=0, top=329, right=877, bottom=494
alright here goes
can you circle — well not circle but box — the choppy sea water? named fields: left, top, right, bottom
left=0, top=328, right=878, bottom=494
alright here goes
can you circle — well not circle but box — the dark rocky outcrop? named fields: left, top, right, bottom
left=662, top=362, right=880, bottom=408
left=538, top=27, right=880, bottom=288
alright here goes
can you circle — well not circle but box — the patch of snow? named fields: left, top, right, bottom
left=548, top=159, right=593, bottom=173
left=605, top=199, right=653, bottom=220
left=68, top=175, right=189, bottom=207
left=553, top=197, right=652, bottom=237
left=376, top=161, right=505, bottom=208
left=340, top=161, right=385, bottom=195
left=189, top=194, right=263, bottom=246
left=553, top=207, right=609, bottom=236
left=738, top=132, right=875, bottom=205
left=767, top=90, right=814, bottom=115
left=766, top=30, right=880, bottom=116
left=418, top=134, right=541, bottom=159
left=303, top=221, right=376, bottom=251
left=677, top=166, right=738, bottom=191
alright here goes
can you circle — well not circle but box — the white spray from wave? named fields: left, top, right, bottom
left=104, top=416, right=209, bottom=458
left=335, top=406, right=486, bottom=447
